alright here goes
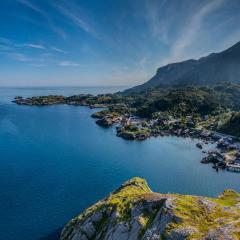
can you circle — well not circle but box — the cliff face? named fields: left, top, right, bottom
left=61, top=178, right=240, bottom=240
left=123, top=41, right=240, bottom=94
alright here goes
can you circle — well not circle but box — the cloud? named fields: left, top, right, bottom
left=0, top=37, right=46, bottom=51
left=9, top=53, right=33, bottom=62
left=29, top=63, right=47, bottom=67
left=0, top=37, right=68, bottom=67
left=0, top=45, right=12, bottom=51
left=0, top=38, right=15, bottom=51
left=0, top=37, right=67, bottom=55
left=53, top=2, right=97, bottom=37
left=144, top=0, right=169, bottom=43
left=162, top=0, right=226, bottom=64
left=16, top=0, right=45, bottom=15
left=16, top=0, right=67, bottom=39
left=51, top=46, right=67, bottom=54
left=7, top=51, right=49, bottom=64
left=58, top=61, right=80, bottom=67
left=23, top=43, right=46, bottom=49
left=0, top=37, right=13, bottom=45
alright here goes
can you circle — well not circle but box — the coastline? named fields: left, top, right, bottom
left=1, top=89, right=239, bottom=240
left=13, top=94, right=240, bottom=173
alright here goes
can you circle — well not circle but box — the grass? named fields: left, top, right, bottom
left=91, top=109, right=120, bottom=119
left=210, top=189, right=240, bottom=207
left=138, top=207, right=162, bottom=237
left=123, top=128, right=150, bottom=138
left=164, top=190, right=240, bottom=239
left=61, top=178, right=240, bottom=240
left=106, top=178, right=152, bottom=221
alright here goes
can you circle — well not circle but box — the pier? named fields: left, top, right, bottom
left=226, top=163, right=240, bottom=172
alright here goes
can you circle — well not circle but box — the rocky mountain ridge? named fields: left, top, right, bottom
left=61, top=177, right=240, bottom=240
left=124, top=41, right=240, bottom=94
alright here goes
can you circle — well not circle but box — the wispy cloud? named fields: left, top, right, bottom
left=162, top=0, right=226, bottom=64
left=16, top=0, right=67, bottom=39
left=58, top=61, right=80, bottom=67
left=29, top=63, right=47, bottom=67
left=8, top=52, right=53, bottom=67
left=144, top=0, right=169, bottom=43
left=17, top=0, right=46, bottom=16
left=0, top=38, right=15, bottom=51
left=9, top=53, right=33, bottom=62
left=0, top=37, right=67, bottom=54
left=53, top=2, right=97, bottom=37
left=0, top=37, right=13, bottom=45
left=0, top=45, right=12, bottom=51
left=51, top=46, right=67, bottom=54
left=0, top=36, right=70, bottom=67
left=0, top=37, right=45, bottom=51
left=23, top=43, right=46, bottom=49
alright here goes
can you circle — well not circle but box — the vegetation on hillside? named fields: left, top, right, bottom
left=218, top=112, right=240, bottom=137
left=61, top=177, right=240, bottom=240
left=123, top=83, right=240, bottom=118
left=14, top=82, right=240, bottom=137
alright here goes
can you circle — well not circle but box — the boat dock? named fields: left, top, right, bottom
left=226, top=163, right=240, bottom=172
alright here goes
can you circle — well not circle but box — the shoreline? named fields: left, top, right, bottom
left=95, top=114, right=240, bottom=173
left=13, top=94, right=240, bottom=173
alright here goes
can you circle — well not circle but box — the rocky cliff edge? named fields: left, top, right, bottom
left=61, top=177, right=240, bottom=240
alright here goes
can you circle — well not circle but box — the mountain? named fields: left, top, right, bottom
left=124, top=41, right=240, bottom=94
left=61, top=177, right=240, bottom=240
left=218, top=111, right=240, bottom=137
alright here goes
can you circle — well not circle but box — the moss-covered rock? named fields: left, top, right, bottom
left=117, top=127, right=150, bottom=140
left=61, top=178, right=240, bottom=240
left=96, top=118, right=113, bottom=127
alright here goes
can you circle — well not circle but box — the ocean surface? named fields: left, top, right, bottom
left=0, top=86, right=239, bottom=240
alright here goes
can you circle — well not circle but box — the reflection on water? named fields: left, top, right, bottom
left=0, top=87, right=239, bottom=240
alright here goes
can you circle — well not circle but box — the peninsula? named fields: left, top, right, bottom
left=61, top=177, right=240, bottom=240
left=13, top=83, right=240, bottom=173
left=13, top=42, right=240, bottom=173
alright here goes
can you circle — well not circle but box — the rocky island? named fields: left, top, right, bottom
left=61, top=177, right=240, bottom=240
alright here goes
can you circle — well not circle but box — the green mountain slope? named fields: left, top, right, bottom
left=124, top=41, right=240, bottom=94
left=61, top=178, right=240, bottom=240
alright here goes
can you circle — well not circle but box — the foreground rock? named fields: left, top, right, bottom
left=96, top=118, right=113, bottom=127
left=61, top=178, right=240, bottom=240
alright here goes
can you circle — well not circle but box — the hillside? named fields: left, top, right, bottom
left=61, top=178, right=240, bottom=240
left=124, top=41, right=240, bottom=94
left=218, top=112, right=240, bottom=137
left=125, top=83, right=240, bottom=118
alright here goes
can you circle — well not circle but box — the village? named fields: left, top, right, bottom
left=13, top=94, right=240, bottom=173
left=92, top=110, right=240, bottom=173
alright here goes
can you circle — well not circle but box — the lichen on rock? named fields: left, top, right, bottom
left=61, top=178, right=240, bottom=240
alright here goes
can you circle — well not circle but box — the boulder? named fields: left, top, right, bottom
left=61, top=178, right=240, bottom=240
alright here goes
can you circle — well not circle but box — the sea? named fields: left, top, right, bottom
left=0, top=86, right=239, bottom=240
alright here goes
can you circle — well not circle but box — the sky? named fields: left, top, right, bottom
left=0, top=0, right=240, bottom=87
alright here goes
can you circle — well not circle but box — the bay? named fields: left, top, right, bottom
left=0, top=87, right=239, bottom=240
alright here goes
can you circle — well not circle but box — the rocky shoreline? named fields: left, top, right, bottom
left=13, top=94, right=240, bottom=173
left=90, top=110, right=240, bottom=173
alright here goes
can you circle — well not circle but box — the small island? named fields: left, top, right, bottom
left=13, top=83, right=240, bottom=173
left=61, top=177, right=240, bottom=240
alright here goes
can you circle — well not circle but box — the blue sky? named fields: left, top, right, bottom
left=0, top=0, right=240, bottom=87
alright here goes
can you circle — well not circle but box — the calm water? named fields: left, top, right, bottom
left=0, top=87, right=239, bottom=240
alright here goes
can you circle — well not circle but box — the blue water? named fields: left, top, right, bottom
left=0, top=87, right=239, bottom=240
